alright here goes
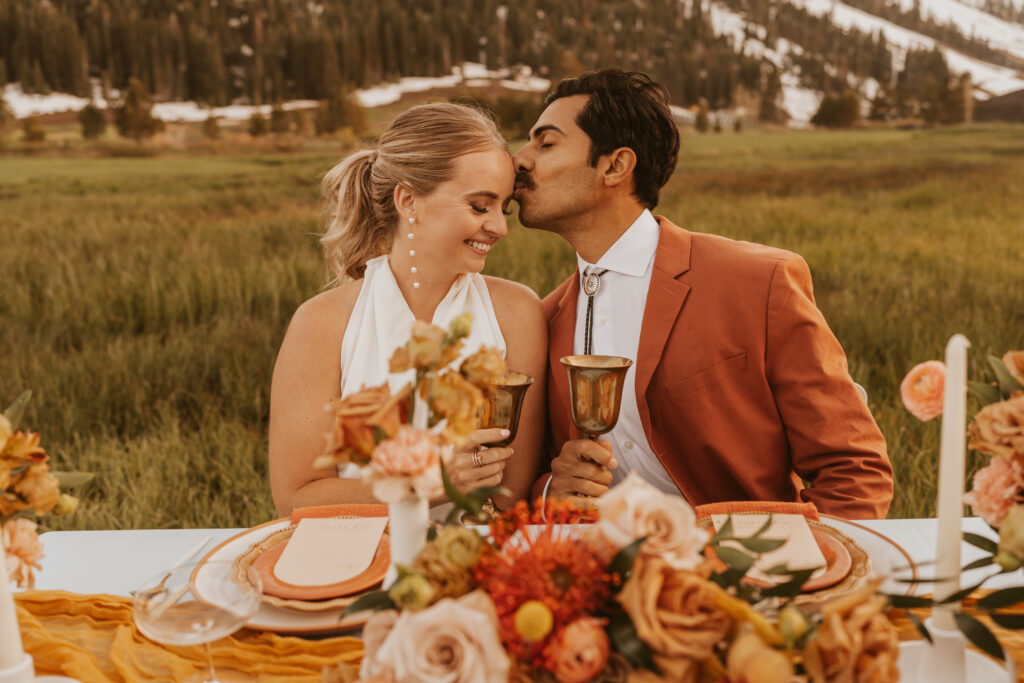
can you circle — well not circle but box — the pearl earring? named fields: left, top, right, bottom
left=408, top=216, right=419, bottom=289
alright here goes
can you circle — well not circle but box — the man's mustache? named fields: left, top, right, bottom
left=514, top=172, right=535, bottom=191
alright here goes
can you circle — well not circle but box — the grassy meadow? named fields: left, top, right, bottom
left=2, top=123, right=1022, bottom=529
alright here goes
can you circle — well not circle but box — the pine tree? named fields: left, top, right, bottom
left=249, top=111, right=267, bottom=137
left=0, top=95, right=14, bottom=142
left=78, top=102, right=106, bottom=139
left=113, top=77, right=162, bottom=141
left=22, top=115, right=45, bottom=142
left=202, top=112, right=220, bottom=139
left=270, top=101, right=290, bottom=134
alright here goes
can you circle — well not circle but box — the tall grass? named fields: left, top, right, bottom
left=2, top=125, right=1022, bottom=528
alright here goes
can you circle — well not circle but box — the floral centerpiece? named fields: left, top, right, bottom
left=314, top=313, right=508, bottom=568
left=340, top=472, right=901, bottom=683
left=900, top=349, right=1024, bottom=659
left=1, top=391, right=85, bottom=589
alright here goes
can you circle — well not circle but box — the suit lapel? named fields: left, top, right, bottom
left=636, top=219, right=693, bottom=436
left=548, top=270, right=581, bottom=440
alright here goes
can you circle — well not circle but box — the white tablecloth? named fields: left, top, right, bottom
left=32, top=517, right=1011, bottom=597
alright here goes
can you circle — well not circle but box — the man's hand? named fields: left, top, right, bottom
left=548, top=439, right=618, bottom=504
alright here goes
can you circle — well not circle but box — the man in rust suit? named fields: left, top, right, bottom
left=513, top=69, right=892, bottom=519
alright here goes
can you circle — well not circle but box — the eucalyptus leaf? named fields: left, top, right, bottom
left=907, top=610, right=933, bottom=644
left=608, top=536, right=647, bottom=593
left=54, top=471, right=95, bottom=489
left=963, top=532, right=999, bottom=555
left=988, top=356, right=1024, bottom=398
left=753, top=514, right=773, bottom=538
left=937, top=580, right=988, bottom=605
left=713, top=545, right=756, bottom=574
left=763, top=563, right=793, bottom=576
left=3, top=390, right=31, bottom=430
left=606, top=612, right=659, bottom=673
left=961, top=556, right=996, bottom=572
left=989, top=613, right=1024, bottom=630
left=711, top=516, right=734, bottom=544
left=341, top=590, right=394, bottom=617
left=735, top=537, right=787, bottom=554
left=968, top=380, right=1002, bottom=407
left=441, top=462, right=480, bottom=516
left=886, top=594, right=935, bottom=609
left=954, top=612, right=1005, bottom=662
left=976, top=586, right=1024, bottom=610
left=760, top=568, right=817, bottom=598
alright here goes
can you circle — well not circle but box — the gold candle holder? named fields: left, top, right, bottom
left=479, top=371, right=534, bottom=447
left=560, top=355, right=632, bottom=440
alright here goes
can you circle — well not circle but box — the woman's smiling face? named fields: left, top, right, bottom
left=410, top=147, right=515, bottom=275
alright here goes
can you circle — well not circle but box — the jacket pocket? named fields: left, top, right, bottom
left=666, top=351, right=748, bottom=399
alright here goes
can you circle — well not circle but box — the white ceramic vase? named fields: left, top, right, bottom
left=897, top=616, right=1016, bottom=682
left=385, top=494, right=430, bottom=588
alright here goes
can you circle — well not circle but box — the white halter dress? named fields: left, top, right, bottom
left=337, top=255, right=507, bottom=508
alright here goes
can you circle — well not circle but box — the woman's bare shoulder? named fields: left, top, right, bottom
left=288, top=280, right=363, bottom=340
left=482, top=275, right=545, bottom=333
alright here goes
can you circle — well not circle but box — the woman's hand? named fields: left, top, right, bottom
left=447, top=428, right=513, bottom=495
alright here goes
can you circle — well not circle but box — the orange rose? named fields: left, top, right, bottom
left=803, top=584, right=898, bottom=683
left=459, top=347, right=508, bottom=387
left=968, top=394, right=1024, bottom=460
left=317, top=383, right=409, bottom=468
left=428, top=372, right=484, bottom=446
left=551, top=618, right=610, bottom=683
left=900, top=360, right=945, bottom=422
left=617, top=555, right=732, bottom=683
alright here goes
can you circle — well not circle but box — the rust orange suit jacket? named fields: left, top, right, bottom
left=542, top=218, right=893, bottom=519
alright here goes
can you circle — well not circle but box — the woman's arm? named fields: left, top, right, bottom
left=268, top=286, right=378, bottom=516
left=483, top=277, right=547, bottom=509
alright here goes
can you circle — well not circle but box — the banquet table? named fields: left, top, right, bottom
left=14, top=517, right=1024, bottom=682
left=30, top=517, right=1014, bottom=596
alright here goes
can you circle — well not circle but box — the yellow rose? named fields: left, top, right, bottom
left=11, top=463, right=61, bottom=515
left=434, top=524, right=484, bottom=570
left=459, top=347, right=508, bottom=387
left=428, top=372, right=484, bottom=445
left=388, top=573, right=437, bottom=610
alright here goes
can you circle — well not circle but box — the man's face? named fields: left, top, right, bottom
left=512, top=95, right=602, bottom=231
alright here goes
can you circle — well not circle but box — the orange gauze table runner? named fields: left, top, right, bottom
left=15, top=591, right=363, bottom=682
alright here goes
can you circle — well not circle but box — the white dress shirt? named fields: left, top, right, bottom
left=573, top=209, right=679, bottom=495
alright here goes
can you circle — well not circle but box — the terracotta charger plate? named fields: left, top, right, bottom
left=191, top=518, right=386, bottom=634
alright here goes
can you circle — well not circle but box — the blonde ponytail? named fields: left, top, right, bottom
left=319, top=102, right=506, bottom=285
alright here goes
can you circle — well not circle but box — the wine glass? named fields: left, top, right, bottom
left=560, top=355, right=632, bottom=440
left=133, top=559, right=262, bottom=683
left=479, top=370, right=534, bottom=446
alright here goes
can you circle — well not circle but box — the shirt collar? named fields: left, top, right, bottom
left=576, top=209, right=660, bottom=279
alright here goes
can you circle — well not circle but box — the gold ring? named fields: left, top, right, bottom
left=471, top=450, right=484, bottom=468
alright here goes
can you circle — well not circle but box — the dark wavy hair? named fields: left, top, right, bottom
left=545, top=68, right=679, bottom=209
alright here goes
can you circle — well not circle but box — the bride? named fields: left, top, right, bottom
left=269, top=102, right=546, bottom=516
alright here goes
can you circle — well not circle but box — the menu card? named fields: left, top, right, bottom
left=710, top=513, right=827, bottom=585
left=274, top=517, right=388, bottom=586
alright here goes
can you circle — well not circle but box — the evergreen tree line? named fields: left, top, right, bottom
left=0, top=0, right=916, bottom=116
left=979, top=0, right=1024, bottom=25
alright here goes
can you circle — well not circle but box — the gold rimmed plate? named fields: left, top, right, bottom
left=191, top=518, right=376, bottom=634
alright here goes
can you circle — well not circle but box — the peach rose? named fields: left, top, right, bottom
left=389, top=320, right=453, bottom=373
left=963, top=456, right=1024, bottom=526
left=364, top=426, right=444, bottom=503
left=803, top=585, right=899, bottom=683
left=900, top=360, right=945, bottom=422
left=1004, top=351, right=1024, bottom=386
left=1, top=463, right=60, bottom=517
left=3, top=518, right=43, bottom=588
left=617, top=555, right=732, bottom=683
left=594, top=472, right=705, bottom=570
left=318, top=383, right=409, bottom=468
left=359, top=610, right=400, bottom=679
left=364, top=590, right=509, bottom=683
left=551, top=618, right=610, bottom=683
left=968, top=394, right=1024, bottom=460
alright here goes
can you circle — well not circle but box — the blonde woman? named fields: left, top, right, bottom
left=269, top=103, right=546, bottom=517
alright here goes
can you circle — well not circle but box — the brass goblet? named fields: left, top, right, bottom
left=560, top=355, right=633, bottom=440
left=479, top=371, right=534, bottom=447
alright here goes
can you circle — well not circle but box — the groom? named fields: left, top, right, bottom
left=513, top=68, right=893, bottom=519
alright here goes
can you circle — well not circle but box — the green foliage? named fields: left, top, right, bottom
left=1, top=126, right=1023, bottom=529
left=78, top=102, right=106, bottom=139
left=811, top=90, right=862, bottom=128
left=248, top=111, right=267, bottom=137
left=0, top=94, right=13, bottom=140
left=695, top=102, right=710, bottom=133
left=269, top=103, right=290, bottom=134
left=21, top=114, right=45, bottom=142
left=113, top=78, right=163, bottom=141
left=315, top=87, right=365, bottom=137
left=202, top=113, right=220, bottom=140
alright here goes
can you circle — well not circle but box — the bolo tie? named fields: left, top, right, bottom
left=581, top=267, right=608, bottom=355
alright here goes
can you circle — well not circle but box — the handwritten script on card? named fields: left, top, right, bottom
left=273, top=517, right=388, bottom=587
left=711, top=513, right=827, bottom=585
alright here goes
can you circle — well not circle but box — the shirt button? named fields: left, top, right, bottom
left=624, top=441, right=634, bottom=449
